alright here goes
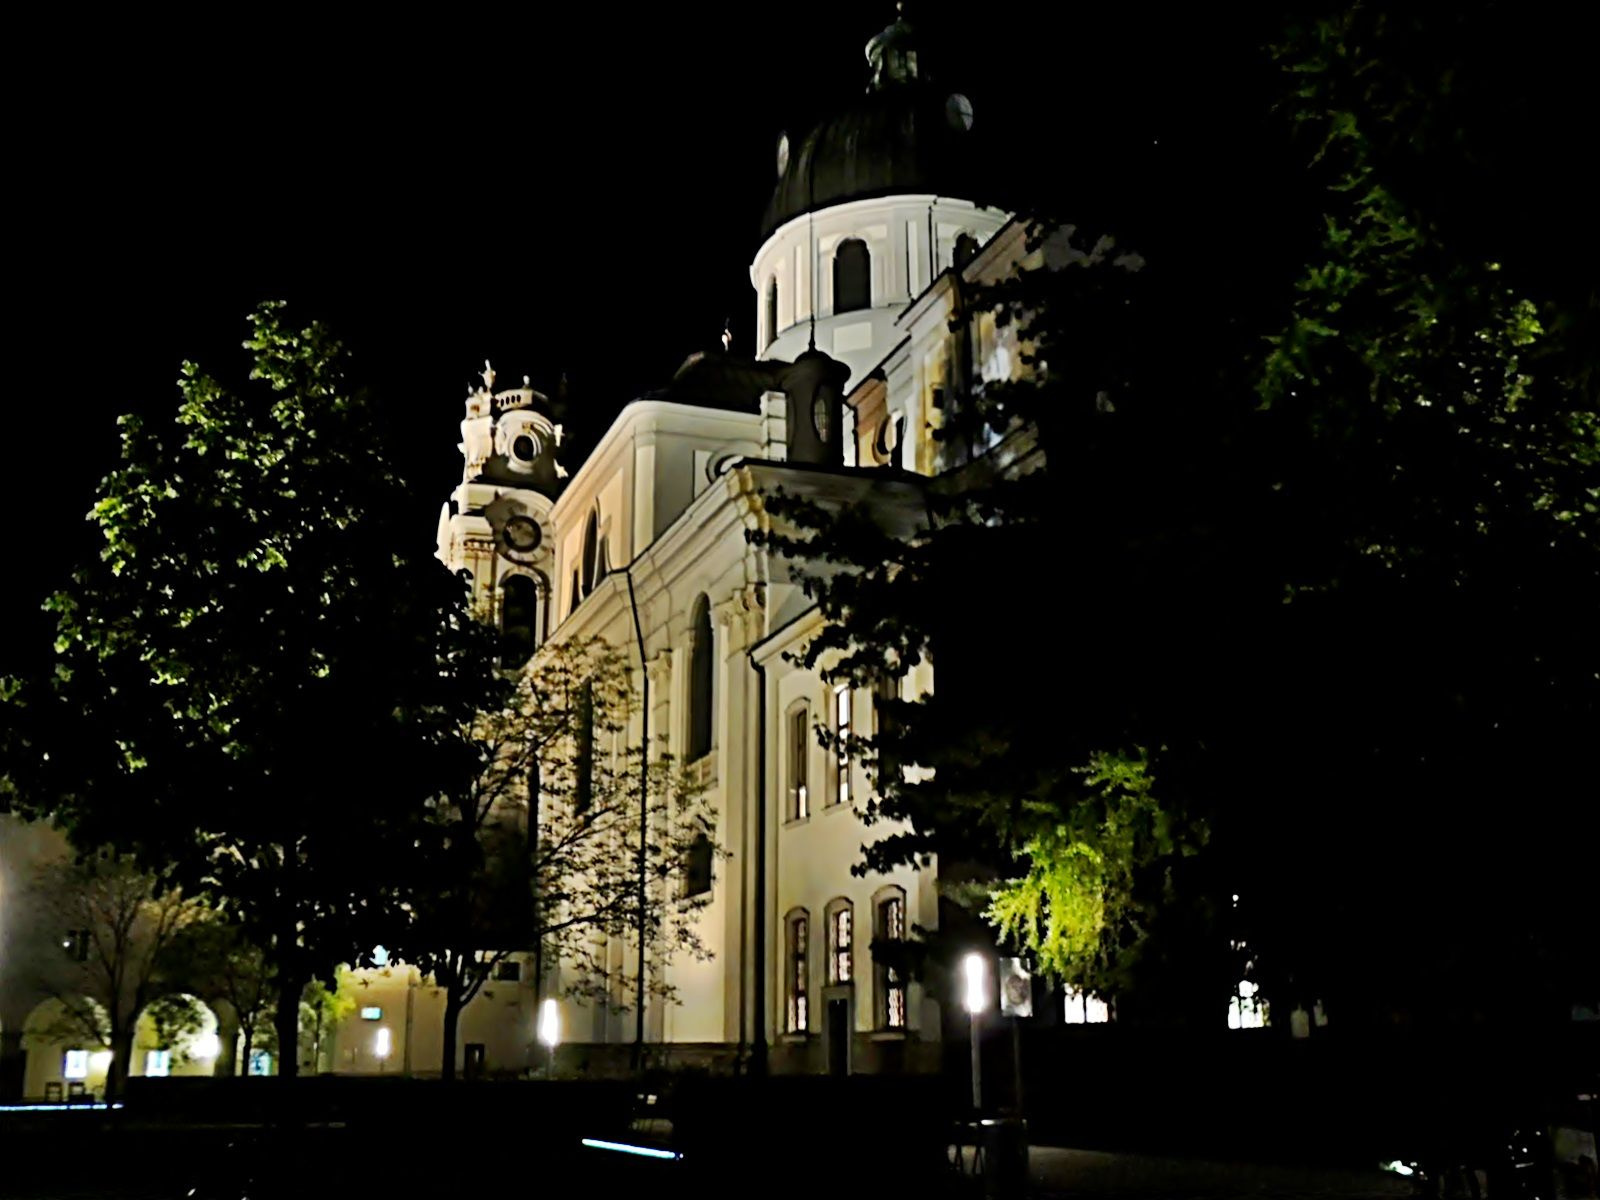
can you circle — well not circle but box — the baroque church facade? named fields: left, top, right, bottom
left=0, top=9, right=1043, bottom=1096
left=427, top=10, right=1027, bottom=1078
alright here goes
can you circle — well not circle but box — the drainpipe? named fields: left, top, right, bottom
left=624, top=567, right=650, bottom=1071
left=927, top=197, right=940, bottom=284
left=748, top=650, right=769, bottom=1077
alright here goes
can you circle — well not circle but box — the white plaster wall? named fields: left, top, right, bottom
left=751, top=195, right=1010, bottom=391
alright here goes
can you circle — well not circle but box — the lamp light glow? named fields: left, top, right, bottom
left=193, top=1032, right=221, bottom=1060
left=963, top=952, right=987, bottom=1014
left=374, top=1027, right=391, bottom=1059
left=538, top=998, right=560, bottom=1048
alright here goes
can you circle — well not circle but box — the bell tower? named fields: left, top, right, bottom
left=436, top=361, right=566, bottom=667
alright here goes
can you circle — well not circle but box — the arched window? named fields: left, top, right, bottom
left=580, top=509, right=600, bottom=598
left=831, top=684, right=852, bottom=807
left=787, top=702, right=810, bottom=821
left=766, top=276, right=780, bottom=348
left=873, top=887, right=908, bottom=1029
left=499, top=574, right=539, bottom=668
left=833, top=238, right=870, bottom=314
left=826, top=898, right=854, bottom=984
left=786, top=909, right=810, bottom=1032
left=952, top=231, right=980, bottom=272
left=683, top=833, right=713, bottom=898
left=574, top=681, right=595, bottom=814
left=687, top=595, right=714, bottom=762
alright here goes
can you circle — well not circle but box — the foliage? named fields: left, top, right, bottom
left=14, top=302, right=500, bottom=1074
left=406, top=634, right=720, bottom=1077
left=298, top=967, right=360, bottom=1073
left=163, top=918, right=277, bottom=1073
left=753, top=4, right=1598, bottom=1027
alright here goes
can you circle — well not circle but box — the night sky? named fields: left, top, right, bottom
left=4, top=3, right=1290, bottom=675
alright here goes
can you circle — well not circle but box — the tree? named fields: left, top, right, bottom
left=297, top=968, right=359, bottom=1075
left=165, top=920, right=276, bottom=1076
left=754, top=4, right=1598, bottom=1028
left=16, top=302, right=498, bottom=1076
left=29, top=851, right=205, bottom=1099
left=410, top=636, right=719, bottom=1079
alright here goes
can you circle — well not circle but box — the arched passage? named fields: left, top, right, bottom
left=22, top=996, right=110, bottom=1100
left=132, top=994, right=221, bottom=1078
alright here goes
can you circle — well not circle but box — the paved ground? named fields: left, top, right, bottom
left=1029, top=1147, right=1413, bottom=1200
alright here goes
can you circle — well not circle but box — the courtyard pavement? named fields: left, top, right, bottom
left=1030, top=1146, right=1413, bottom=1200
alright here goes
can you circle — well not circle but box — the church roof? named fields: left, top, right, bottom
left=640, top=351, right=790, bottom=413
left=759, top=8, right=1003, bottom=239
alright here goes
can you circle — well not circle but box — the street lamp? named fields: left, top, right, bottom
left=538, top=998, right=560, bottom=1078
left=963, top=952, right=988, bottom=1112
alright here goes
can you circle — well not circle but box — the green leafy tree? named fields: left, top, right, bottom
left=163, top=919, right=276, bottom=1076
left=17, top=302, right=498, bottom=1075
left=755, top=6, right=1597, bottom=1026
left=297, top=968, right=359, bottom=1074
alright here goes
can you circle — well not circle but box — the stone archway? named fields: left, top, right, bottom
left=131, top=994, right=221, bottom=1078
left=21, top=996, right=110, bottom=1100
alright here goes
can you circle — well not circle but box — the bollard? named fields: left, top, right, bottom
left=982, top=1117, right=1029, bottom=1199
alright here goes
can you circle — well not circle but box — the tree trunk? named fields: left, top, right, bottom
left=105, top=1022, right=133, bottom=1103
left=440, top=987, right=463, bottom=1083
left=274, top=975, right=303, bottom=1079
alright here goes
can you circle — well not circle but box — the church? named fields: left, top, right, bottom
left=427, top=7, right=1027, bottom=1078
left=0, top=7, right=1044, bottom=1094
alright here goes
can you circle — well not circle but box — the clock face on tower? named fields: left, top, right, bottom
left=503, top=515, right=542, bottom=554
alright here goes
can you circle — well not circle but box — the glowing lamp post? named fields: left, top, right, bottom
left=963, top=952, right=988, bottom=1112
left=538, top=998, right=560, bottom=1078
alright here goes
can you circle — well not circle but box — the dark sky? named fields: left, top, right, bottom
left=3, top=3, right=1292, bottom=674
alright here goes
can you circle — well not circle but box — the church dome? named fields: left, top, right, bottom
left=759, top=9, right=993, bottom=239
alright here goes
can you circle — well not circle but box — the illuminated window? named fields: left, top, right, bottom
left=834, top=238, right=870, bottom=314
left=683, top=833, right=713, bottom=898
left=247, top=1050, right=272, bottom=1076
left=833, top=685, right=851, bottom=807
left=63, top=1049, right=88, bottom=1080
left=360, top=1006, right=383, bottom=1021
left=876, top=890, right=907, bottom=1029
left=687, top=595, right=714, bottom=762
left=1063, top=988, right=1110, bottom=1024
left=827, top=901, right=853, bottom=984
left=788, top=704, right=810, bottom=821
left=144, top=1049, right=171, bottom=1077
left=786, top=910, right=810, bottom=1033
left=766, top=276, right=779, bottom=347
left=1228, top=980, right=1269, bottom=1030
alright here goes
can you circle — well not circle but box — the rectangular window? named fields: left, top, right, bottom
left=360, top=1006, right=383, bottom=1021
left=248, top=1050, right=273, bottom=1077
left=63, top=1049, right=88, bottom=1080
left=829, top=906, right=853, bottom=984
left=789, top=707, right=810, bottom=820
left=787, top=914, right=809, bottom=1033
left=495, top=959, right=522, bottom=983
left=1063, top=988, right=1111, bottom=1025
left=878, top=894, right=907, bottom=1029
left=833, top=685, right=851, bottom=807
left=63, top=929, right=89, bottom=962
left=145, top=1049, right=171, bottom=1077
